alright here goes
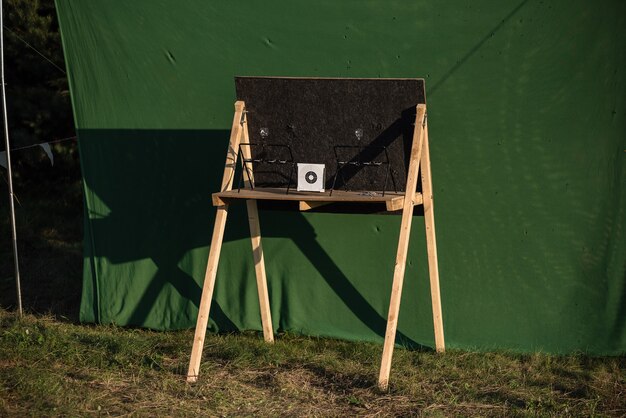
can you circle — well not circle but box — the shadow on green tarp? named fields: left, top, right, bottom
left=79, top=129, right=423, bottom=349
left=56, top=0, right=626, bottom=355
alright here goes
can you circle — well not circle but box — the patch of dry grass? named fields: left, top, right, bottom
left=1, top=159, right=624, bottom=416
left=0, top=310, right=624, bottom=417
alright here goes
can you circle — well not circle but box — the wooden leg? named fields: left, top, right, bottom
left=378, top=199, right=417, bottom=390
left=378, top=105, right=426, bottom=391
left=421, top=124, right=445, bottom=352
left=246, top=200, right=274, bottom=342
left=238, top=109, right=274, bottom=343
left=187, top=206, right=229, bottom=382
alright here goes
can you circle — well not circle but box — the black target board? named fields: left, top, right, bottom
left=235, top=77, right=426, bottom=194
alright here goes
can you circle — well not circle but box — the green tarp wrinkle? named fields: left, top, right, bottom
left=55, top=0, right=626, bottom=354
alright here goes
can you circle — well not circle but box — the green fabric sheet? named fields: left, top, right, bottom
left=55, top=0, right=626, bottom=354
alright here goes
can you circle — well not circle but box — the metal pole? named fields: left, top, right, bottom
left=1, top=0, right=23, bottom=317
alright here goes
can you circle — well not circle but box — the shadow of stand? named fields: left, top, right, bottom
left=77, top=128, right=428, bottom=350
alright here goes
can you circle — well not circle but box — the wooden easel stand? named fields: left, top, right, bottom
left=187, top=101, right=444, bottom=390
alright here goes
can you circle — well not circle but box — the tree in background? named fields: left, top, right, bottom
left=0, top=0, right=81, bottom=315
left=2, top=0, right=76, bottom=179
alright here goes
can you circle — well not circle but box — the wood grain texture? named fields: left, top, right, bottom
left=378, top=104, right=426, bottom=391
left=421, top=122, right=445, bottom=352
left=187, top=102, right=244, bottom=382
left=241, top=116, right=275, bottom=343
left=187, top=206, right=229, bottom=382
left=214, top=188, right=406, bottom=205
left=299, top=201, right=330, bottom=211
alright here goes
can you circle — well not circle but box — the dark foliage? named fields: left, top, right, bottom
left=0, top=0, right=82, bottom=317
left=2, top=0, right=77, bottom=182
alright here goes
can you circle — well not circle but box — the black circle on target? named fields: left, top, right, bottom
left=305, top=171, right=317, bottom=184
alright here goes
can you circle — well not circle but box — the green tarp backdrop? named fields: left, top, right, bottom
left=55, top=0, right=626, bottom=354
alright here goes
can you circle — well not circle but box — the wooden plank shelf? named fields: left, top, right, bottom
left=213, top=187, right=423, bottom=211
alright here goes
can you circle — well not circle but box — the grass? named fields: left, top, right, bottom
left=0, top=310, right=624, bottom=416
left=1, top=148, right=625, bottom=416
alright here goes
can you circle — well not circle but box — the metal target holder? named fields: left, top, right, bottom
left=236, top=142, right=296, bottom=193
left=330, top=145, right=397, bottom=196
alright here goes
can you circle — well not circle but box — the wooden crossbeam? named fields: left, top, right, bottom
left=212, top=189, right=413, bottom=209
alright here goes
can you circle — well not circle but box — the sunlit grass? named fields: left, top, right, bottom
left=1, top=310, right=624, bottom=416
left=1, top=155, right=624, bottom=416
